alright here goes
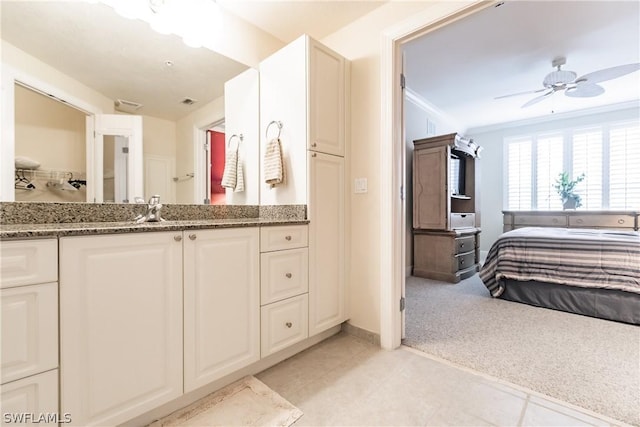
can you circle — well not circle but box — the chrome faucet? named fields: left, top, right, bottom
left=135, top=195, right=164, bottom=223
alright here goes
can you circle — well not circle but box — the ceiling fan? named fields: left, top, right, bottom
left=496, top=57, right=640, bottom=108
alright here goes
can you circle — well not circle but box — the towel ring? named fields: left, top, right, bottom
left=227, top=133, right=243, bottom=149
left=265, top=120, right=282, bottom=140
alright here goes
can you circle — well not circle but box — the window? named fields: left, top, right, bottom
left=505, top=120, right=640, bottom=210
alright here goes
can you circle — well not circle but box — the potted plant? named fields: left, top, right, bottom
left=554, top=172, right=585, bottom=210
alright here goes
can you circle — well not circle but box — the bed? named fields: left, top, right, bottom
left=479, top=227, right=640, bottom=325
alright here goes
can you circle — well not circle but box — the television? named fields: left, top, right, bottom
left=450, top=152, right=466, bottom=196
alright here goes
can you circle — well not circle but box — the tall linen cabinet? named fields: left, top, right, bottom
left=259, top=34, right=348, bottom=336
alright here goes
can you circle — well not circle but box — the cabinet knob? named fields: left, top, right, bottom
left=285, top=322, right=292, bottom=328
left=174, top=235, right=182, bottom=242
left=189, top=234, right=197, bottom=240
left=285, top=235, right=292, bottom=241
left=552, top=218, right=558, bottom=223
left=576, top=219, right=584, bottom=224
left=311, top=142, right=317, bottom=147
left=286, top=273, right=292, bottom=279
left=618, top=219, right=625, bottom=224
left=312, top=153, right=317, bottom=158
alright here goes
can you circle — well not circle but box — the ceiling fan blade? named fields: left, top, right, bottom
left=495, top=88, right=547, bottom=100
left=521, top=90, right=553, bottom=108
left=577, top=63, right=640, bottom=84
left=565, top=82, right=605, bottom=98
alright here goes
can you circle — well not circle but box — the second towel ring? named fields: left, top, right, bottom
left=227, top=133, right=243, bottom=148
left=265, top=120, right=283, bottom=140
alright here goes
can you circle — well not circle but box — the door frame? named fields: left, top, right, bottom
left=379, top=1, right=492, bottom=349
left=0, top=66, right=101, bottom=201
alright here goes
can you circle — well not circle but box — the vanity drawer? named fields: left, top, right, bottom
left=1, top=239, right=58, bottom=289
left=1, top=283, right=58, bottom=385
left=450, top=213, right=475, bottom=229
left=456, top=251, right=476, bottom=272
left=569, top=214, right=635, bottom=229
left=454, top=236, right=475, bottom=255
left=513, top=215, right=566, bottom=227
left=260, top=225, right=308, bottom=252
left=261, top=294, right=308, bottom=357
left=261, top=248, right=309, bottom=305
left=1, top=369, right=59, bottom=425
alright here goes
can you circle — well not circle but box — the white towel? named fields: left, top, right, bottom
left=264, top=138, right=284, bottom=187
left=221, top=144, right=245, bottom=193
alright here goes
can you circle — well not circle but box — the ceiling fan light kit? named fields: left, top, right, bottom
left=496, top=56, right=640, bottom=108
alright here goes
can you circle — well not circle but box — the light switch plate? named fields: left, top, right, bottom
left=354, top=178, right=367, bottom=193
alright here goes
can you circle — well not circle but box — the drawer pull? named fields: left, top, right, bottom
left=285, top=235, right=292, bottom=241
left=286, top=322, right=292, bottom=328
left=285, top=273, right=292, bottom=278
left=576, top=219, right=584, bottom=224
left=189, top=234, right=197, bottom=240
left=618, top=219, right=625, bottom=224
left=174, top=235, right=182, bottom=242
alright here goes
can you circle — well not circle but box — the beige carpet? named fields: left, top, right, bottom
left=403, top=274, right=640, bottom=426
left=149, top=376, right=303, bottom=427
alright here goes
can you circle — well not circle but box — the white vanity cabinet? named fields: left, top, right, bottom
left=260, top=225, right=309, bottom=357
left=259, top=34, right=348, bottom=337
left=59, top=232, right=183, bottom=427
left=1, top=239, right=59, bottom=426
left=183, top=227, right=260, bottom=392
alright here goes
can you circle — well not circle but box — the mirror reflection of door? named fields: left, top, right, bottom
left=208, top=129, right=226, bottom=205
left=87, top=114, right=143, bottom=203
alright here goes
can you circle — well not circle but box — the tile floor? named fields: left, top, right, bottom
left=256, top=332, right=623, bottom=427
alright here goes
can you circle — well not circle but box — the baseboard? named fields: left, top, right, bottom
left=341, top=322, right=381, bottom=346
left=406, top=265, right=413, bottom=277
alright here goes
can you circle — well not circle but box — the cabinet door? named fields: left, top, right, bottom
left=308, top=152, right=346, bottom=336
left=59, top=232, right=183, bottom=426
left=1, top=369, right=59, bottom=426
left=1, top=283, right=58, bottom=385
left=183, top=228, right=260, bottom=392
left=308, top=38, right=345, bottom=156
left=413, top=145, right=449, bottom=230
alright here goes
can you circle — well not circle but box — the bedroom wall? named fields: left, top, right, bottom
left=469, top=105, right=640, bottom=256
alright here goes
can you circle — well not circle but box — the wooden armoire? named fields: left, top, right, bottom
left=412, top=133, right=481, bottom=283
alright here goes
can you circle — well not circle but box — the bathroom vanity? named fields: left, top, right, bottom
left=0, top=205, right=342, bottom=426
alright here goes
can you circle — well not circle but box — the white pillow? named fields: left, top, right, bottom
left=15, top=156, right=41, bottom=170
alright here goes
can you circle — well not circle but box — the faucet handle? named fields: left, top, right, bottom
left=148, top=195, right=161, bottom=205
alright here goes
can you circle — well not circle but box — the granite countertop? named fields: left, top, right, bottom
left=0, top=202, right=308, bottom=239
left=0, top=217, right=309, bottom=239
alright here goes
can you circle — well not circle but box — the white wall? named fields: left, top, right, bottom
left=470, top=105, right=640, bottom=254
left=321, top=1, right=478, bottom=335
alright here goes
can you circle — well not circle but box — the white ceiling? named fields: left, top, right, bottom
left=403, top=1, right=640, bottom=132
left=3, top=1, right=638, bottom=129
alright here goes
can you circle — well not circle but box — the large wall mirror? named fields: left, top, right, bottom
left=1, top=0, right=271, bottom=205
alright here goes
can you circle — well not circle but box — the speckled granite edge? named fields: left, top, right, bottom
left=0, top=202, right=306, bottom=225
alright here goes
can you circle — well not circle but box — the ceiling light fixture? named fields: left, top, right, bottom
left=97, top=0, right=221, bottom=49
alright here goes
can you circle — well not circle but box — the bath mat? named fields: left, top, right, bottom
left=149, top=376, right=303, bottom=427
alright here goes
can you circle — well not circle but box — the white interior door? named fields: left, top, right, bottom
left=86, top=114, right=143, bottom=203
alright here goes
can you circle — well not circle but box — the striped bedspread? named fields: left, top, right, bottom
left=479, top=227, right=640, bottom=297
